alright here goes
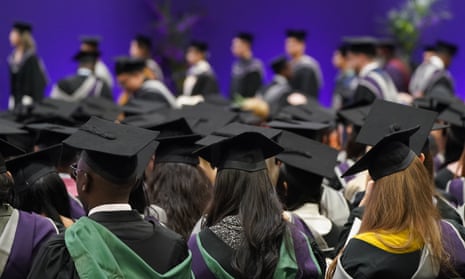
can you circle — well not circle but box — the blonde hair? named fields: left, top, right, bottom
left=19, top=31, right=36, bottom=52
left=327, top=157, right=452, bottom=278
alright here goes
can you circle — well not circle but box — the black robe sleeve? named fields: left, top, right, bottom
left=192, top=74, right=220, bottom=97
left=20, top=55, right=47, bottom=102
left=241, top=71, right=263, bottom=98
left=335, top=206, right=365, bottom=254
left=351, top=84, right=377, bottom=107
left=27, top=234, right=79, bottom=279
left=99, top=81, right=113, bottom=100
left=291, top=67, right=319, bottom=99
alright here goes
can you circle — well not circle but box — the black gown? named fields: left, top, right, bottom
left=51, top=73, right=112, bottom=101
left=230, top=58, right=264, bottom=98
left=27, top=210, right=188, bottom=278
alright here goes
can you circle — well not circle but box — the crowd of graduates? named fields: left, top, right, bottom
left=1, top=20, right=465, bottom=278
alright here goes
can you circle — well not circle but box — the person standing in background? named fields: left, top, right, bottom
left=129, top=34, right=164, bottom=82
left=331, top=44, right=357, bottom=110
left=285, top=29, right=323, bottom=100
left=8, top=21, right=48, bottom=112
left=377, top=39, right=411, bottom=93
left=230, top=32, right=264, bottom=98
left=79, top=36, right=114, bottom=90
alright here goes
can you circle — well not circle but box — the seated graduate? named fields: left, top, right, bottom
left=343, top=37, right=398, bottom=107
left=50, top=50, right=113, bottom=101
left=79, top=36, right=114, bottom=90
left=0, top=139, right=58, bottom=279
left=146, top=118, right=212, bottom=240
left=285, top=30, right=323, bottom=99
left=7, top=144, right=74, bottom=232
left=130, top=34, right=164, bottom=82
left=275, top=131, right=341, bottom=257
left=183, top=41, right=220, bottom=97
left=189, top=129, right=326, bottom=279
left=115, top=57, right=177, bottom=108
left=327, top=126, right=465, bottom=279
left=28, top=117, right=192, bottom=278
left=230, top=32, right=264, bottom=98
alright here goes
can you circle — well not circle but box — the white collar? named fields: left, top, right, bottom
left=88, top=203, right=132, bottom=216
left=77, top=68, right=93, bottom=76
left=359, top=61, right=380, bottom=77
left=429, top=55, right=445, bottom=69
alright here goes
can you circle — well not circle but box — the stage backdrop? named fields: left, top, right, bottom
left=0, top=0, right=463, bottom=109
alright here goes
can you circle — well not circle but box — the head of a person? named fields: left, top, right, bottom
left=80, top=37, right=100, bottom=52
left=130, top=34, right=152, bottom=59
left=270, top=56, right=291, bottom=79
left=423, top=45, right=437, bottom=62
left=10, top=22, right=35, bottom=51
left=376, top=40, right=396, bottom=60
left=332, top=44, right=350, bottom=70
left=285, top=30, right=307, bottom=58
left=198, top=132, right=286, bottom=278
left=0, top=156, right=14, bottom=205
left=115, top=57, right=146, bottom=93
left=73, top=50, right=100, bottom=72
left=435, top=40, right=458, bottom=69
left=231, top=33, right=253, bottom=58
left=186, top=41, right=208, bottom=65
left=345, top=38, right=377, bottom=74
left=345, top=125, right=366, bottom=160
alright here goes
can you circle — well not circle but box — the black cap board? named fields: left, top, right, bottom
left=31, top=99, right=80, bottom=124
left=270, top=56, right=288, bottom=74
left=267, top=120, right=330, bottom=140
left=436, top=40, right=458, bottom=57
left=342, top=126, right=419, bottom=181
left=437, top=101, right=465, bottom=127
left=277, top=131, right=338, bottom=178
left=26, top=123, right=77, bottom=147
left=206, top=122, right=282, bottom=142
left=122, top=112, right=169, bottom=129
left=73, top=50, right=100, bottom=63
left=115, top=57, right=146, bottom=75
left=337, top=105, right=373, bottom=128
left=356, top=100, right=437, bottom=154
left=236, top=32, right=254, bottom=44
left=13, top=21, right=32, bottom=33
left=0, top=138, right=25, bottom=174
left=286, top=30, right=307, bottom=41
left=122, top=99, right=168, bottom=117
left=63, top=117, right=159, bottom=184
left=76, top=97, right=122, bottom=122
left=189, top=41, right=208, bottom=52
left=134, top=34, right=152, bottom=50
left=277, top=105, right=336, bottom=124
left=0, top=119, right=27, bottom=135
left=195, top=132, right=283, bottom=171
left=6, top=144, right=61, bottom=192
left=343, top=36, right=378, bottom=57
left=79, top=36, right=101, bottom=47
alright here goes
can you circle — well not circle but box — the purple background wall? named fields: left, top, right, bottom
left=0, top=0, right=463, bottom=109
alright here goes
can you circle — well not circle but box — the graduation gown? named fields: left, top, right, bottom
left=230, top=58, right=264, bottom=98
left=423, top=69, right=455, bottom=98
left=332, top=70, right=357, bottom=109
left=183, top=60, right=220, bottom=97
left=8, top=50, right=48, bottom=109
left=334, top=220, right=465, bottom=279
left=0, top=204, right=57, bottom=279
left=147, top=59, right=165, bottom=82
left=94, top=60, right=114, bottom=90
left=28, top=210, right=189, bottom=278
left=50, top=69, right=113, bottom=101
left=409, top=56, right=443, bottom=96
left=131, top=79, right=178, bottom=108
left=290, top=55, right=323, bottom=99
left=260, top=75, right=293, bottom=118
left=188, top=226, right=325, bottom=278
left=350, top=62, right=398, bottom=107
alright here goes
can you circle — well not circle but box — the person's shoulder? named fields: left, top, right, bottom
left=152, top=220, right=185, bottom=244
left=19, top=210, right=58, bottom=233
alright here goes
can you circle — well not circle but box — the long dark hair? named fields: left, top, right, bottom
left=0, top=172, right=14, bottom=204
left=148, top=162, right=212, bottom=239
left=205, top=169, right=288, bottom=279
left=12, top=172, right=71, bottom=225
left=345, top=126, right=366, bottom=160
left=277, top=164, right=323, bottom=211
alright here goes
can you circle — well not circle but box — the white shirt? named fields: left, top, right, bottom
left=88, top=203, right=132, bottom=216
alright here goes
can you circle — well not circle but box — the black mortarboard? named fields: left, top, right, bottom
left=6, top=144, right=61, bottom=192
left=412, top=94, right=460, bottom=113
left=26, top=123, right=77, bottom=147
left=342, top=126, right=419, bottom=181
left=0, top=138, right=25, bottom=174
left=76, top=97, right=122, bottom=122
left=267, top=120, right=330, bottom=140
left=73, top=50, right=101, bottom=63
left=79, top=36, right=101, bottom=48
left=424, top=44, right=437, bottom=52
left=377, top=38, right=396, bottom=50
left=135, top=139, right=159, bottom=179
left=63, top=117, right=159, bottom=184
left=277, top=105, right=336, bottom=124
left=437, top=101, right=465, bottom=128
left=134, top=34, right=152, bottom=50
left=189, top=41, right=208, bottom=53
left=205, top=122, right=282, bottom=142
left=277, top=131, right=337, bottom=178
left=122, top=99, right=168, bottom=117
left=195, top=132, right=283, bottom=171
left=356, top=100, right=437, bottom=154
left=270, top=56, right=288, bottom=74
left=343, top=36, right=378, bottom=57
left=286, top=30, right=307, bottom=41
left=236, top=32, right=254, bottom=44
left=152, top=118, right=202, bottom=165
left=0, top=119, right=27, bottom=135
left=337, top=105, right=372, bottom=128
left=13, top=21, right=32, bottom=33
left=123, top=112, right=169, bottom=129
left=436, top=40, right=458, bottom=57
left=337, top=43, right=350, bottom=57
left=115, top=57, right=146, bottom=75
left=31, top=99, right=80, bottom=125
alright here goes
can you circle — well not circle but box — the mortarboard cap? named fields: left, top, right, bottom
left=122, top=112, right=169, bottom=129
left=424, top=44, right=437, bottom=52
left=270, top=56, right=288, bottom=74
left=437, top=101, right=465, bottom=128
left=195, top=132, right=283, bottom=171
left=31, top=99, right=80, bottom=125
left=6, top=144, right=61, bottom=192
left=188, top=41, right=208, bottom=53
left=286, top=30, right=307, bottom=41
left=135, top=139, right=159, bottom=180
left=205, top=122, right=282, bottom=142
left=377, top=38, right=396, bottom=50
left=436, top=40, right=458, bottom=57
left=342, top=126, right=419, bottom=181
left=267, top=120, right=330, bottom=140
left=0, top=138, right=25, bottom=174
left=122, top=99, right=168, bottom=117
left=26, top=123, right=77, bottom=148
left=337, top=105, right=372, bottom=128
left=79, top=36, right=101, bottom=48
left=337, top=43, right=350, bottom=57
left=76, top=97, right=122, bottom=122
left=115, top=57, right=146, bottom=75
left=0, top=119, right=27, bottom=135
left=134, top=34, right=152, bottom=50
left=277, top=104, right=336, bottom=124
left=13, top=21, right=32, bottom=33
left=73, top=50, right=100, bottom=63
left=63, top=117, right=159, bottom=184
left=277, top=131, right=338, bottom=178
left=236, top=32, right=254, bottom=44
left=356, top=100, right=437, bottom=154
left=343, top=36, right=378, bottom=57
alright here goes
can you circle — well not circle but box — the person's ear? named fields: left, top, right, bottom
left=283, top=181, right=288, bottom=196
left=419, top=153, right=426, bottom=163
left=80, top=172, right=90, bottom=193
